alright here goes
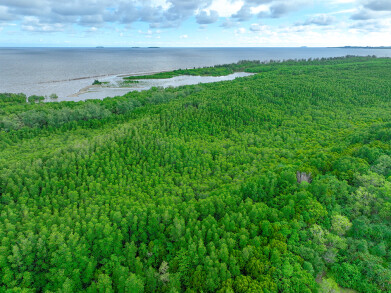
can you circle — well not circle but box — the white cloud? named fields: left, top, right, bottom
left=301, top=14, right=336, bottom=26
left=250, top=23, right=261, bottom=31
left=207, top=0, right=244, bottom=17
left=196, top=10, right=219, bottom=24
left=21, top=16, right=65, bottom=32
left=330, top=0, right=357, bottom=3
left=249, top=23, right=269, bottom=32
left=220, top=18, right=240, bottom=28
left=235, top=27, right=246, bottom=34
left=330, top=8, right=357, bottom=14
left=138, top=29, right=161, bottom=35
left=1, top=0, right=391, bottom=47
left=250, top=4, right=269, bottom=14
left=149, top=0, right=171, bottom=10
left=317, top=0, right=357, bottom=4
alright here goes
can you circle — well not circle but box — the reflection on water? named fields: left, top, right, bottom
left=56, top=72, right=253, bottom=102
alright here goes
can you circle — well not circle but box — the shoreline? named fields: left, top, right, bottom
left=69, top=71, right=252, bottom=98
left=69, top=84, right=101, bottom=98
left=37, top=70, right=175, bottom=86
left=117, top=69, right=173, bottom=78
left=68, top=69, right=180, bottom=97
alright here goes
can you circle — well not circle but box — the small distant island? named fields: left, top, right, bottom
left=333, top=46, right=391, bottom=49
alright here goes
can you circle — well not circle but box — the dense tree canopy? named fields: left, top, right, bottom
left=1, top=56, right=391, bottom=292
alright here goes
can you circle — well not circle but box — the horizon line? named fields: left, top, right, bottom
left=1, top=45, right=390, bottom=49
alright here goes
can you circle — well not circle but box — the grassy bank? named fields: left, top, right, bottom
left=123, top=60, right=262, bottom=80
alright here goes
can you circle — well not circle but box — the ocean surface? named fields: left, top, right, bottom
left=1, top=47, right=391, bottom=102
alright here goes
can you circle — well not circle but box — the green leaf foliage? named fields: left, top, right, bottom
left=1, top=56, right=391, bottom=292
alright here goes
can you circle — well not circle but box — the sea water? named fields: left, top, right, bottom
left=1, top=47, right=391, bottom=101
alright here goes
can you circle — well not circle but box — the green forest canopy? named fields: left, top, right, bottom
left=1, top=56, right=391, bottom=292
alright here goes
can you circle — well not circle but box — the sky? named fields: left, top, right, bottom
left=0, top=0, right=390, bottom=47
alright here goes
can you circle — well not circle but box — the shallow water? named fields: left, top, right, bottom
left=1, top=47, right=391, bottom=101
left=60, top=72, right=253, bottom=102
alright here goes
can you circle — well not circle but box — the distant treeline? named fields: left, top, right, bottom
left=124, top=55, right=378, bottom=80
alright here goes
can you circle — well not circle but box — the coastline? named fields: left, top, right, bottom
left=69, top=84, right=100, bottom=98
left=69, top=71, right=253, bottom=99
left=117, top=69, right=172, bottom=78
left=69, top=70, right=178, bottom=97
